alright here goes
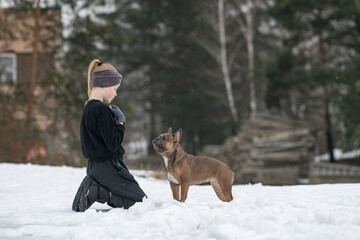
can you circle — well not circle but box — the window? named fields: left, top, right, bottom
left=0, top=53, right=17, bottom=83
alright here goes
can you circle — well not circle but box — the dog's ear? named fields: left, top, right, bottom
left=174, top=128, right=182, bottom=142
left=167, top=127, right=172, bottom=134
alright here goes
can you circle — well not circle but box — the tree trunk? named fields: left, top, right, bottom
left=318, top=29, right=335, bottom=163
left=233, top=0, right=257, bottom=116
left=218, top=0, right=239, bottom=128
left=26, top=0, right=41, bottom=126
left=245, top=0, right=257, bottom=116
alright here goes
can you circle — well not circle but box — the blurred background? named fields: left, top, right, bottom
left=0, top=0, right=360, bottom=185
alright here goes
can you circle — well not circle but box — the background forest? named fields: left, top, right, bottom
left=0, top=0, right=359, bottom=167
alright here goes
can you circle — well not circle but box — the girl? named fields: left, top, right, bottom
left=72, top=59, right=146, bottom=212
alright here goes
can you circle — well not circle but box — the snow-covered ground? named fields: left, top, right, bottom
left=315, top=148, right=360, bottom=162
left=1, top=163, right=360, bottom=240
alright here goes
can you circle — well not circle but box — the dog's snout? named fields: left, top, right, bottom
left=152, top=138, right=160, bottom=146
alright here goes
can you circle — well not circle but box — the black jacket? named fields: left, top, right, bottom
left=80, top=99, right=125, bottom=161
left=80, top=99, right=146, bottom=204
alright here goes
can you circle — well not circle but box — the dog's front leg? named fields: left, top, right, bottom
left=170, top=181, right=180, bottom=201
left=180, top=183, right=189, bottom=202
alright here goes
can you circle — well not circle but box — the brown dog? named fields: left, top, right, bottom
left=152, top=128, right=234, bottom=202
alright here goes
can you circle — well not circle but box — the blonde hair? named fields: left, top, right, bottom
left=87, top=59, right=117, bottom=98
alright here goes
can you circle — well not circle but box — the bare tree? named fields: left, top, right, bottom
left=218, top=0, right=239, bottom=124
left=196, top=0, right=240, bottom=128
left=232, top=0, right=257, bottom=116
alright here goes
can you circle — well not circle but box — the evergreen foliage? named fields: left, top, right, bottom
left=266, top=0, right=360, bottom=151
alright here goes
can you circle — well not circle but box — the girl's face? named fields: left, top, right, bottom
left=103, top=84, right=120, bottom=103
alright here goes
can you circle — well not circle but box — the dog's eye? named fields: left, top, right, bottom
left=162, top=136, right=167, bottom=141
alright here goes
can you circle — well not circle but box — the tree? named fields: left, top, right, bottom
left=268, top=0, right=339, bottom=161
left=93, top=0, right=236, bottom=153
left=195, top=0, right=239, bottom=133
left=232, top=0, right=257, bottom=116
left=329, top=0, right=360, bottom=150
left=153, top=0, right=227, bottom=153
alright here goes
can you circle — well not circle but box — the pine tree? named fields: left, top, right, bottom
left=268, top=0, right=340, bottom=161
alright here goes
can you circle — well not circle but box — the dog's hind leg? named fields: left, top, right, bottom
left=219, top=172, right=234, bottom=202
left=221, top=182, right=234, bottom=202
left=210, top=178, right=227, bottom=202
left=170, top=182, right=180, bottom=201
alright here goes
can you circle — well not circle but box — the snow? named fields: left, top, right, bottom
left=315, top=148, right=360, bottom=162
left=1, top=163, right=360, bottom=240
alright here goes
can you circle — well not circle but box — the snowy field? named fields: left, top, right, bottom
left=1, top=163, right=360, bottom=240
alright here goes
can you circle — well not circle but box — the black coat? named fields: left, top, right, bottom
left=80, top=99, right=125, bottom=161
left=80, top=100, right=146, bottom=204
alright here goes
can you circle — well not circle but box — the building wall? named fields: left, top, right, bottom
left=17, top=53, right=54, bottom=84
left=0, top=8, right=62, bottom=54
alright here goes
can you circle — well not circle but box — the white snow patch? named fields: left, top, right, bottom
left=315, top=148, right=360, bottom=162
left=0, top=163, right=360, bottom=240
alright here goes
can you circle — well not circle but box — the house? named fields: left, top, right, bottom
left=0, top=7, right=63, bottom=165
left=0, top=7, right=62, bottom=126
left=0, top=7, right=62, bottom=84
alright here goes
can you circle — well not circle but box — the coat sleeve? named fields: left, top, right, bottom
left=97, top=105, right=125, bottom=153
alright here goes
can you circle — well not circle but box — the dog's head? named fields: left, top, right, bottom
left=152, top=127, right=182, bottom=155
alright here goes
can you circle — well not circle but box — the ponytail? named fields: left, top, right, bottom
left=87, top=59, right=119, bottom=99
left=87, top=59, right=101, bottom=98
